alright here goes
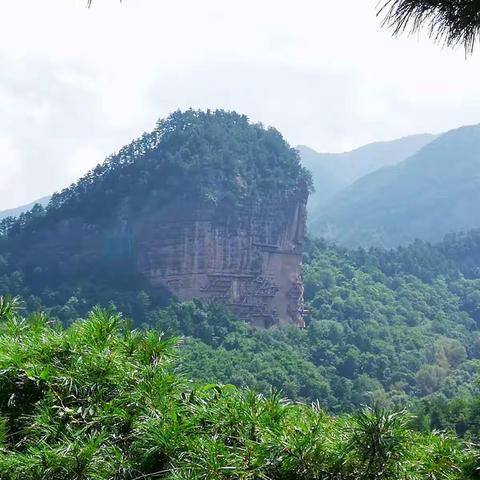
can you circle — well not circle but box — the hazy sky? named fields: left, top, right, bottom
left=1, top=0, right=479, bottom=209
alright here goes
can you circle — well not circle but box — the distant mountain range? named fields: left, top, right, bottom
left=298, top=133, right=436, bottom=211
left=309, top=124, right=480, bottom=247
left=0, top=196, right=50, bottom=220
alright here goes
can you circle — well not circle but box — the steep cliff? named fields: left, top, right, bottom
left=137, top=193, right=307, bottom=327
left=1, top=110, right=311, bottom=326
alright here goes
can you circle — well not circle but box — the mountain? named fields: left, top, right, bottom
left=311, top=124, right=480, bottom=247
left=0, top=110, right=311, bottom=326
left=296, top=145, right=347, bottom=210
left=0, top=133, right=436, bottom=238
left=0, top=195, right=50, bottom=220
left=298, top=133, right=436, bottom=210
left=2, top=111, right=480, bottom=440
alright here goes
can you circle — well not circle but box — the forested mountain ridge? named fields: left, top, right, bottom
left=0, top=132, right=432, bottom=223
left=0, top=109, right=312, bottom=326
left=1, top=109, right=311, bottom=239
left=298, top=133, right=435, bottom=211
left=310, top=124, right=480, bottom=247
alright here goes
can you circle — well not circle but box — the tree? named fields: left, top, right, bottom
left=379, top=0, right=480, bottom=53
left=0, top=296, right=475, bottom=479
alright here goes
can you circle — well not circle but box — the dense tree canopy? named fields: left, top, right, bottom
left=0, top=109, right=311, bottom=243
left=2, top=230, right=480, bottom=432
left=0, top=297, right=477, bottom=479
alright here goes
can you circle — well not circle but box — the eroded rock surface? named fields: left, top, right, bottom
left=8, top=111, right=311, bottom=327
left=136, top=191, right=308, bottom=327
left=18, top=189, right=308, bottom=327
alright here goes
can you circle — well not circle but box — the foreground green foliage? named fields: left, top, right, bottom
left=0, top=298, right=478, bottom=479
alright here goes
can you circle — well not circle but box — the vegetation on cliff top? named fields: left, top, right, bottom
left=0, top=109, right=311, bottom=240
left=0, top=297, right=477, bottom=479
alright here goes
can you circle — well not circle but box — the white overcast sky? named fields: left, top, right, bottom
left=0, top=0, right=479, bottom=209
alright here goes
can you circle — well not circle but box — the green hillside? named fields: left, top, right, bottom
left=0, top=110, right=311, bottom=295
left=310, top=125, right=480, bottom=247
left=0, top=109, right=311, bottom=242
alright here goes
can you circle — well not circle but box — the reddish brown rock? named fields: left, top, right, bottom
left=18, top=191, right=308, bottom=327
left=135, top=189, right=308, bottom=327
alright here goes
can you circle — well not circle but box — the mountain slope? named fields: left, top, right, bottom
left=311, top=124, right=480, bottom=247
left=0, top=195, right=50, bottom=220
left=298, top=133, right=435, bottom=211
left=298, top=133, right=436, bottom=184
left=296, top=145, right=347, bottom=210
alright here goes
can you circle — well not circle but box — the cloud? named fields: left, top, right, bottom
left=146, top=61, right=365, bottom=150
left=0, top=137, right=22, bottom=192
left=0, top=0, right=479, bottom=209
left=146, top=58, right=480, bottom=152
left=0, top=56, right=133, bottom=208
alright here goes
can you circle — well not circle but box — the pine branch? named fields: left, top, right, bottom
left=378, top=0, right=480, bottom=53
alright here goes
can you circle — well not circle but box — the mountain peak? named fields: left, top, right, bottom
left=298, top=132, right=436, bottom=211
left=310, top=123, right=480, bottom=248
left=0, top=109, right=310, bottom=327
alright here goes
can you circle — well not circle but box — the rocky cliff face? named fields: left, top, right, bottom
left=135, top=191, right=308, bottom=327
left=17, top=190, right=308, bottom=327
left=6, top=111, right=311, bottom=327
